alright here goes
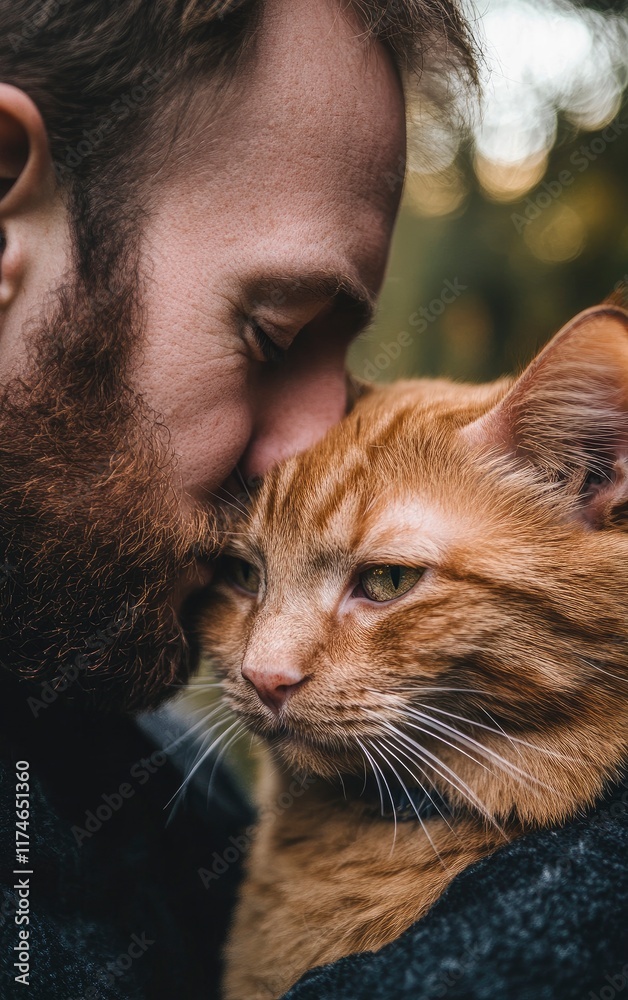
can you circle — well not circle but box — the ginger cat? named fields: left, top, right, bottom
left=200, top=305, right=628, bottom=999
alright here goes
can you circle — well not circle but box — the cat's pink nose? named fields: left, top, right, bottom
left=241, top=662, right=306, bottom=713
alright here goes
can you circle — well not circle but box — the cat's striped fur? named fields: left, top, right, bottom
left=201, top=305, right=628, bottom=999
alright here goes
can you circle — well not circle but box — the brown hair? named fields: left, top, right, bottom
left=0, top=0, right=477, bottom=274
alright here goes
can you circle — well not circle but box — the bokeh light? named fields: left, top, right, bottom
left=406, top=0, right=628, bottom=212
left=350, top=0, right=628, bottom=392
left=522, top=202, right=586, bottom=262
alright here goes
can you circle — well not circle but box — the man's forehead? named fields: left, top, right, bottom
left=252, top=0, right=405, bottom=153
left=174, top=0, right=405, bottom=191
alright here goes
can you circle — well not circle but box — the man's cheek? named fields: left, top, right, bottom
left=174, top=390, right=254, bottom=502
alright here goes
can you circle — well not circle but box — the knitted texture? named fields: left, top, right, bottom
left=0, top=700, right=250, bottom=1000
left=284, top=771, right=628, bottom=1000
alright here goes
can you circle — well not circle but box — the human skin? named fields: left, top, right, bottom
left=0, top=0, right=406, bottom=610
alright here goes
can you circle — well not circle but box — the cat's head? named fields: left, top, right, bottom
left=200, top=305, right=628, bottom=826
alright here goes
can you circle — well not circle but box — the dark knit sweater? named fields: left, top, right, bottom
left=285, top=771, right=628, bottom=1000
left=0, top=696, right=250, bottom=1000
left=0, top=685, right=626, bottom=1000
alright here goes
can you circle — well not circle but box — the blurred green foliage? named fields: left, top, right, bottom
left=350, top=98, right=628, bottom=385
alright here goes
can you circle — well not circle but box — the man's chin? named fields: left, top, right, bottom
left=0, top=543, right=222, bottom=715
left=175, top=573, right=222, bottom=679
left=0, top=498, right=209, bottom=713
left=0, top=603, right=192, bottom=715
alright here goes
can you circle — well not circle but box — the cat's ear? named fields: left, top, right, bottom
left=463, top=305, right=628, bottom=527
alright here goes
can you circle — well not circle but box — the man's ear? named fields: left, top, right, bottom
left=0, top=84, right=56, bottom=311
left=0, top=84, right=52, bottom=210
left=462, top=305, right=628, bottom=528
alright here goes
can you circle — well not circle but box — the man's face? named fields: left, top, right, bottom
left=0, top=0, right=405, bottom=709
left=135, top=0, right=405, bottom=511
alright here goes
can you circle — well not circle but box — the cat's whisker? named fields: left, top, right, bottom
left=165, top=717, right=242, bottom=809
left=205, top=723, right=247, bottom=808
left=159, top=703, right=233, bottom=750
left=360, top=754, right=368, bottom=795
left=368, top=685, right=497, bottom=698
left=355, top=737, right=385, bottom=817
left=378, top=708, right=493, bottom=777
left=193, top=483, right=250, bottom=518
left=410, top=713, right=557, bottom=794
left=167, top=717, right=244, bottom=828
left=579, top=657, right=628, bottom=685
left=377, top=733, right=465, bottom=847
left=179, top=713, right=239, bottom=791
left=211, top=483, right=251, bottom=513
left=413, top=703, right=578, bottom=765
left=172, top=707, right=237, bottom=786
left=359, top=738, right=398, bottom=853
left=334, top=767, right=348, bottom=800
left=234, top=464, right=254, bottom=503
left=378, top=721, right=508, bottom=839
left=375, top=687, right=577, bottom=770
left=400, top=706, right=556, bottom=793
left=368, top=751, right=399, bottom=852
left=477, top=707, right=525, bottom=762
left=377, top=735, right=464, bottom=854
left=369, top=737, right=451, bottom=871
left=382, top=725, right=495, bottom=825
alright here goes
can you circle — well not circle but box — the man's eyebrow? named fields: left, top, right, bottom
left=248, top=270, right=376, bottom=329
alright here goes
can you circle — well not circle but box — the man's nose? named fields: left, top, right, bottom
left=241, top=660, right=307, bottom=713
left=237, top=333, right=350, bottom=481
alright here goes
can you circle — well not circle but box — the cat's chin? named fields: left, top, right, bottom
left=220, top=700, right=336, bottom=774
left=264, top=728, right=364, bottom=781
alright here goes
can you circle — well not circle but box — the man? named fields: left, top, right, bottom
left=0, top=2, right=626, bottom=999
left=0, top=1, right=476, bottom=997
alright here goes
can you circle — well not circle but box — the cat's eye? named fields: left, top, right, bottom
left=225, top=557, right=261, bottom=595
left=359, top=565, right=424, bottom=602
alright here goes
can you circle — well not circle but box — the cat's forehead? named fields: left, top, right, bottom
left=245, top=379, right=504, bottom=558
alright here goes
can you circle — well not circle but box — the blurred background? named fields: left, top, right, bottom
left=349, top=0, right=628, bottom=384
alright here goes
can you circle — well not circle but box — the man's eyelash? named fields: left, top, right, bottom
left=250, top=323, right=287, bottom=364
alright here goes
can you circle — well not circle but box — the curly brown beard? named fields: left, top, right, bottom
left=0, top=245, right=221, bottom=715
